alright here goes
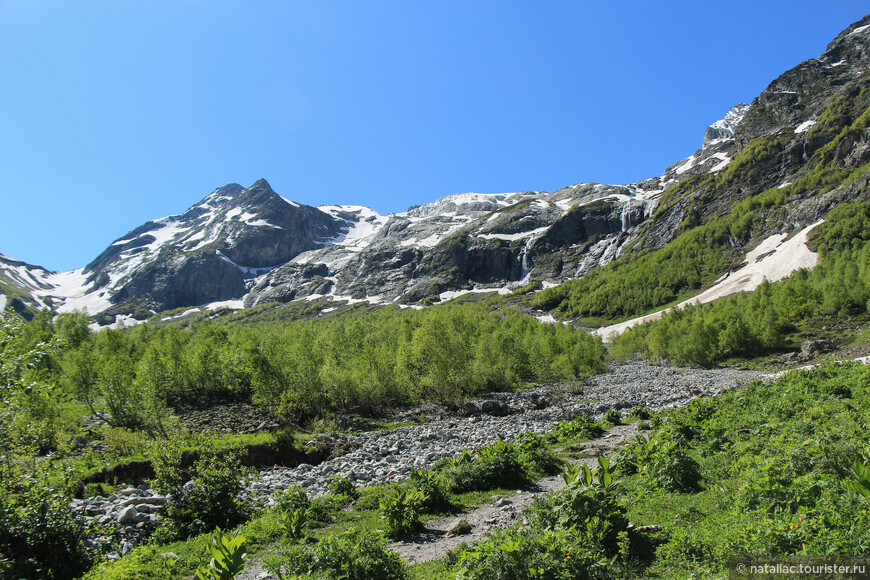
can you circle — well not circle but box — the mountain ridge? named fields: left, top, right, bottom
left=3, top=13, right=870, bottom=324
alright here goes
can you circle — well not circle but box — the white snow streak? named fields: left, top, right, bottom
left=795, top=120, right=817, bottom=133
left=594, top=221, right=823, bottom=342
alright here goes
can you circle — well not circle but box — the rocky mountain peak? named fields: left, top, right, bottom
left=703, top=103, right=750, bottom=147
left=3, top=13, right=870, bottom=325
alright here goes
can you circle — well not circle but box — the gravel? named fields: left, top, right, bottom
left=73, top=359, right=765, bottom=560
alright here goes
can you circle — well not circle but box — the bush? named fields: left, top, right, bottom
left=514, top=432, right=563, bottom=478
left=272, top=528, right=408, bottom=580
left=328, top=474, right=359, bottom=499
left=535, top=457, right=629, bottom=551
left=448, top=440, right=530, bottom=493
left=550, top=414, right=605, bottom=441
left=0, top=467, right=97, bottom=580
left=277, top=507, right=308, bottom=540
left=152, top=442, right=254, bottom=540
left=306, top=493, right=348, bottom=527
left=380, top=487, right=424, bottom=537
left=455, top=524, right=613, bottom=580
left=275, top=485, right=310, bottom=513
left=194, top=527, right=247, bottom=580
left=629, top=406, right=650, bottom=420
left=648, top=445, right=703, bottom=493
left=409, top=468, right=452, bottom=513
left=605, top=408, right=622, bottom=425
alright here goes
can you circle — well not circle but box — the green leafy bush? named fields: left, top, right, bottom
left=194, top=527, right=246, bottom=580
left=379, top=487, right=424, bottom=537
left=605, top=408, right=622, bottom=425
left=514, top=432, right=563, bottom=478
left=448, top=440, right=530, bottom=493
left=152, top=442, right=253, bottom=540
left=455, top=523, right=613, bottom=580
left=274, top=485, right=310, bottom=513
left=0, top=467, right=97, bottom=580
left=629, top=406, right=650, bottom=420
left=327, top=474, right=359, bottom=499
left=273, top=528, right=408, bottom=580
left=550, top=414, right=605, bottom=441
left=277, top=507, right=308, bottom=540
left=843, top=446, right=870, bottom=500
left=409, top=468, right=452, bottom=512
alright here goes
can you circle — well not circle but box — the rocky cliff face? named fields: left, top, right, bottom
left=4, top=15, right=870, bottom=323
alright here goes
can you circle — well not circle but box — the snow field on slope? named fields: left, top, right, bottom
left=594, top=221, right=823, bottom=342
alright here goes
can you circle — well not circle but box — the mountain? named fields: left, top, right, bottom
left=4, top=14, right=870, bottom=324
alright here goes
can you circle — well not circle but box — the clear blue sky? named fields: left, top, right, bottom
left=1, top=1, right=867, bottom=271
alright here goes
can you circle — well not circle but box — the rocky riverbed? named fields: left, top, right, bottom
left=73, top=359, right=765, bottom=559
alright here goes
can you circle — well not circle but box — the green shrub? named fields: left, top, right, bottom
left=550, top=414, right=605, bottom=441
left=454, top=524, right=613, bottom=580
left=274, top=485, right=310, bottom=513
left=153, top=444, right=254, bottom=540
left=605, top=408, right=622, bottom=425
left=0, top=467, right=97, bottom=580
left=537, top=456, right=628, bottom=551
left=272, top=528, right=408, bottom=580
left=306, top=493, right=348, bottom=527
left=194, top=527, right=247, bottom=580
left=648, top=446, right=703, bottom=493
left=327, top=474, right=359, bottom=499
left=409, top=468, right=452, bottom=513
left=514, top=432, right=563, bottom=478
left=629, top=406, right=650, bottom=420
left=277, top=507, right=308, bottom=541
left=843, top=446, right=870, bottom=500
left=448, top=440, right=530, bottom=493
left=379, top=487, right=424, bottom=537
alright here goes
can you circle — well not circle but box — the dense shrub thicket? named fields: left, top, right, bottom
left=611, top=202, right=870, bottom=366
left=1, top=302, right=607, bottom=442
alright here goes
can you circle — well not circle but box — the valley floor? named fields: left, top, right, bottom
left=231, top=359, right=765, bottom=578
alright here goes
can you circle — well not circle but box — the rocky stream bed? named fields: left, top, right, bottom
left=72, top=359, right=765, bottom=564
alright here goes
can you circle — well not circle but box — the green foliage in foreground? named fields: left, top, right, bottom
left=438, top=362, right=870, bottom=579
left=81, top=363, right=870, bottom=579
left=611, top=202, right=870, bottom=366
left=0, top=465, right=100, bottom=580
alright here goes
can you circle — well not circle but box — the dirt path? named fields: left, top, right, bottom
left=388, top=422, right=641, bottom=565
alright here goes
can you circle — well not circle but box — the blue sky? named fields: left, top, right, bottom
left=1, top=1, right=867, bottom=271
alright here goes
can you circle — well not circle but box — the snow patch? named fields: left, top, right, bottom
left=0, top=294, right=7, bottom=312
left=48, top=269, right=113, bottom=315
left=161, top=308, right=202, bottom=322
left=675, top=155, right=697, bottom=175
left=247, top=219, right=282, bottom=229
left=594, top=221, right=823, bottom=342
left=437, top=287, right=511, bottom=302
left=205, top=299, right=246, bottom=311
left=477, top=227, right=548, bottom=242
left=399, top=233, right=444, bottom=248
left=795, top=120, right=817, bottom=134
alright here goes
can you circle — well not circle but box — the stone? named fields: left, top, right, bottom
left=116, top=506, right=140, bottom=525
left=801, top=338, right=835, bottom=358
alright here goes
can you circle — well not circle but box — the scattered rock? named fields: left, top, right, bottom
left=801, top=338, right=836, bottom=359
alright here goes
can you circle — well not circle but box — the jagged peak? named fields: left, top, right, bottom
left=703, top=104, right=750, bottom=147
left=830, top=14, right=870, bottom=46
